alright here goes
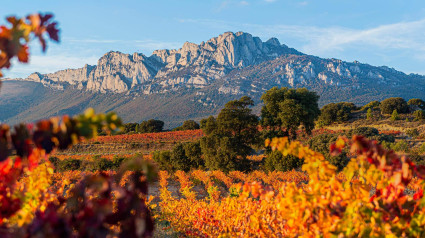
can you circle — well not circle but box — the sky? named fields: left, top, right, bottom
left=2, top=0, right=425, bottom=78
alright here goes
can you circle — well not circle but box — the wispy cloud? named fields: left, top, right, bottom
left=178, top=17, right=425, bottom=61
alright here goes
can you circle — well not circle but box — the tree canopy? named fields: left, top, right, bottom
left=200, top=96, right=259, bottom=171
left=260, top=87, right=320, bottom=140
left=380, top=97, right=409, bottom=114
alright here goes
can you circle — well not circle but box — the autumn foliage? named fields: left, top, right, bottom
left=158, top=136, right=425, bottom=237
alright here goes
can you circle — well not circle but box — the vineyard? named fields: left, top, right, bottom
left=2, top=11, right=425, bottom=237
left=90, top=130, right=204, bottom=144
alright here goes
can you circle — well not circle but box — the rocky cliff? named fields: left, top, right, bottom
left=2, top=31, right=425, bottom=127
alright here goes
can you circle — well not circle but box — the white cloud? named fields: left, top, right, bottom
left=178, top=17, right=425, bottom=60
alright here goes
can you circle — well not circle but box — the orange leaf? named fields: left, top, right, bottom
left=17, top=45, right=29, bottom=63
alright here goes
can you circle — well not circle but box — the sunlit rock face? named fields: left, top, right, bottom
left=8, top=31, right=424, bottom=99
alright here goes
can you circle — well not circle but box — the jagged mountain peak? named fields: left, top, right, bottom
left=5, top=31, right=424, bottom=100
left=2, top=31, right=425, bottom=127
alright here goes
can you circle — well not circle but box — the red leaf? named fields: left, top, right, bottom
left=17, top=45, right=29, bottom=63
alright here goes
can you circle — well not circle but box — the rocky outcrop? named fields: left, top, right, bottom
left=6, top=31, right=425, bottom=99
left=11, top=31, right=301, bottom=93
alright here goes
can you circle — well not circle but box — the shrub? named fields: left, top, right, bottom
left=347, top=127, right=395, bottom=143
left=138, top=119, right=164, bottom=133
left=348, top=127, right=379, bottom=137
left=361, top=100, right=380, bottom=111
left=406, top=128, right=419, bottom=138
left=173, top=120, right=200, bottom=131
left=152, top=151, right=173, bottom=172
left=57, top=159, right=82, bottom=172
left=112, top=156, right=127, bottom=169
left=96, top=158, right=114, bottom=171
left=391, top=140, right=410, bottom=152
left=407, top=98, right=425, bottom=110
left=318, top=102, right=356, bottom=125
left=366, top=108, right=373, bottom=120
left=380, top=97, right=409, bottom=114
left=307, top=134, right=349, bottom=171
left=413, top=110, right=425, bottom=121
left=183, top=141, right=204, bottom=169
left=263, top=150, right=302, bottom=172
left=391, top=109, right=399, bottom=121
left=418, top=143, right=425, bottom=154
left=49, top=156, right=60, bottom=168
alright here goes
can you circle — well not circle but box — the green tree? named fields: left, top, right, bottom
left=408, top=98, right=425, bottom=110
left=263, top=150, right=303, bottom=172
left=413, top=110, right=425, bottom=121
left=138, top=119, right=164, bottom=133
left=200, top=96, right=259, bottom=172
left=173, top=120, right=200, bottom=131
left=366, top=108, right=373, bottom=120
left=123, top=123, right=138, bottom=134
left=361, top=100, right=381, bottom=111
left=318, top=102, right=356, bottom=126
left=307, top=134, right=349, bottom=171
left=380, top=97, right=409, bottom=114
left=260, top=87, right=320, bottom=140
left=391, top=109, right=399, bottom=121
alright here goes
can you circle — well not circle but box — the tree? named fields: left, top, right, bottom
left=413, top=110, right=425, bottom=121
left=361, top=100, right=381, bottom=111
left=122, top=123, right=138, bottom=133
left=200, top=96, right=259, bottom=171
left=173, top=120, right=200, bottom=131
left=307, top=134, right=349, bottom=171
left=260, top=87, right=320, bottom=140
left=318, top=102, right=356, bottom=126
left=138, top=119, right=164, bottom=133
left=391, top=109, right=399, bottom=121
left=408, top=98, right=425, bottom=110
left=263, top=150, right=303, bottom=172
left=366, top=108, right=373, bottom=120
left=380, top=97, right=409, bottom=114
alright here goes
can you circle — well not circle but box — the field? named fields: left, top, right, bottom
left=43, top=112, right=425, bottom=237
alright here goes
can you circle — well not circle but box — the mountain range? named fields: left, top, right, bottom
left=2, top=31, right=425, bottom=128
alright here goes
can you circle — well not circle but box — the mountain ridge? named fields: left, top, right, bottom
left=2, top=31, right=425, bottom=128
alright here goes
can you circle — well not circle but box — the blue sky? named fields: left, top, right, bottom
left=2, top=0, right=425, bottom=78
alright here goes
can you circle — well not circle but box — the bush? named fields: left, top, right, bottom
left=361, top=100, right=380, bottom=111
left=56, top=159, right=81, bottom=172
left=152, top=151, right=173, bottom=172
left=346, top=127, right=395, bottom=143
left=406, top=128, right=419, bottom=138
left=49, top=156, right=59, bottom=168
left=391, top=109, right=399, bottom=121
left=366, top=108, right=373, bottom=120
left=173, top=120, right=200, bottom=131
left=380, top=97, right=409, bottom=114
left=183, top=141, right=204, bottom=169
left=318, top=102, right=356, bottom=125
left=391, top=140, right=410, bottom=152
left=138, top=119, right=164, bottom=133
left=417, top=143, right=425, bottom=154
left=413, top=110, right=425, bottom=121
left=153, top=142, right=204, bottom=172
left=307, top=134, right=349, bottom=171
left=263, top=150, right=302, bottom=172
left=407, top=98, right=425, bottom=110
